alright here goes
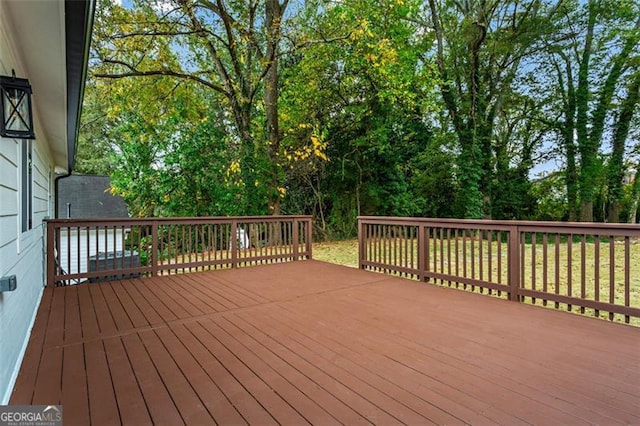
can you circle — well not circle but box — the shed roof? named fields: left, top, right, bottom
left=57, top=174, right=128, bottom=218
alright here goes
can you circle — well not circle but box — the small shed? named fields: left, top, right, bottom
left=57, top=174, right=128, bottom=218
left=56, top=175, right=130, bottom=282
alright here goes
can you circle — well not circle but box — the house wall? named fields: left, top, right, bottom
left=0, top=7, right=56, bottom=404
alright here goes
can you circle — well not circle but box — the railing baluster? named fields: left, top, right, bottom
left=625, top=236, right=630, bottom=324
left=531, top=232, right=536, bottom=304
left=462, top=229, right=467, bottom=287
left=470, top=229, right=476, bottom=289
left=456, top=229, right=460, bottom=289
left=580, top=234, right=586, bottom=314
left=609, top=236, right=615, bottom=321
left=151, top=221, right=158, bottom=277
left=542, top=233, right=548, bottom=306
left=439, top=228, right=444, bottom=285
left=508, top=225, right=520, bottom=302
left=479, top=229, right=483, bottom=292
left=567, top=234, right=573, bottom=311
left=554, top=233, right=560, bottom=309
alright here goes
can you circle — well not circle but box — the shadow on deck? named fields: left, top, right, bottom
left=10, top=260, right=640, bottom=425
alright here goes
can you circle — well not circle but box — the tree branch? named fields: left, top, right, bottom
left=111, top=29, right=207, bottom=38
left=94, top=65, right=228, bottom=96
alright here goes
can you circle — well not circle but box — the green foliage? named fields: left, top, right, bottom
left=531, top=173, right=568, bottom=222
left=76, top=0, right=640, bottom=230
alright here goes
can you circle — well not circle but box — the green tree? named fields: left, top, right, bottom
left=606, top=71, right=640, bottom=222
left=425, top=0, right=558, bottom=218
left=279, top=0, right=441, bottom=236
left=538, top=0, right=640, bottom=221
left=92, top=0, right=295, bottom=214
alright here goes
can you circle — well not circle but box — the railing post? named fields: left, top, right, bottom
left=231, top=219, right=238, bottom=268
left=46, top=220, right=54, bottom=288
left=418, top=224, right=427, bottom=282
left=358, top=219, right=365, bottom=269
left=305, top=218, right=312, bottom=259
left=292, top=218, right=299, bottom=260
left=151, top=221, right=159, bottom=277
left=508, top=224, right=520, bottom=302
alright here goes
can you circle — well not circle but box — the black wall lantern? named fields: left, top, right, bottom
left=0, top=70, right=35, bottom=139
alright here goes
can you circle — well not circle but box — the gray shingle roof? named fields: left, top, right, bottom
left=57, top=174, right=128, bottom=218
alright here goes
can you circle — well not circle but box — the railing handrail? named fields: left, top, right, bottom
left=47, top=215, right=313, bottom=225
left=359, top=216, right=640, bottom=233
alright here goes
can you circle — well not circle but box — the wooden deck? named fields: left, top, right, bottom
left=11, top=260, right=640, bottom=425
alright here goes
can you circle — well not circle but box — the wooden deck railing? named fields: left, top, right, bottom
left=358, top=216, right=640, bottom=324
left=47, top=216, right=312, bottom=287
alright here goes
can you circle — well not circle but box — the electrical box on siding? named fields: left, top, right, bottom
left=0, top=275, right=17, bottom=292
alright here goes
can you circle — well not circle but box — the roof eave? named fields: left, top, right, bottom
left=65, top=0, right=96, bottom=173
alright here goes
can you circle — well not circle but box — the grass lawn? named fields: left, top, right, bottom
left=312, top=239, right=359, bottom=268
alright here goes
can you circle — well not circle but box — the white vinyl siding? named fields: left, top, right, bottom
left=0, top=136, right=54, bottom=404
left=0, top=16, right=56, bottom=403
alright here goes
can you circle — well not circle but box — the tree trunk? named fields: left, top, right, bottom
left=563, top=62, right=579, bottom=222
left=265, top=0, right=283, bottom=215
left=575, top=0, right=596, bottom=222
left=458, top=137, right=485, bottom=219
left=565, top=145, right=578, bottom=221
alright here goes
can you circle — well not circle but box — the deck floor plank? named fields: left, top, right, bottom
left=211, top=315, right=374, bottom=425
left=136, top=276, right=195, bottom=319
left=109, top=280, right=150, bottom=330
left=321, top=282, right=640, bottom=420
left=31, top=346, right=63, bottom=406
left=88, top=284, right=118, bottom=335
left=190, top=273, right=271, bottom=307
left=202, top=317, right=343, bottom=426
left=198, top=315, right=402, bottom=425
left=61, top=344, right=90, bottom=425
left=154, top=326, right=247, bottom=425
left=161, top=275, right=224, bottom=314
left=229, top=308, right=481, bottom=425
left=163, top=274, right=232, bottom=312
left=9, top=287, right=53, bottom=404
left=119, top=278, right=165, bottom=326
left=77, top=284, right=101, bottom=341
left=170, top=322, right=278, bottom=426
left=62, top=286, right=82, bottom=344
left=275, top=285, right=636, bottom=424
left=270, top=301, right=625, bottom=425
left=228, top=311, right=487, bottom=425
left=84, top=340, right=120, bottom=425
left=120, top=333, right=184, bottom=426
left=31, top=287, right=66, bottom=405
left=359, top=280, right=640, bottom=386
left=10, top=260, right=640, bottom=425
left=186, top=320, right=307, bottom=425
left=43, top=283, right=66, bottom=348
left=100, top=282, right=135, bottom=332
left=103, top=337, right=153, bottom=425
left=138, top=329, right=215, bottom=425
